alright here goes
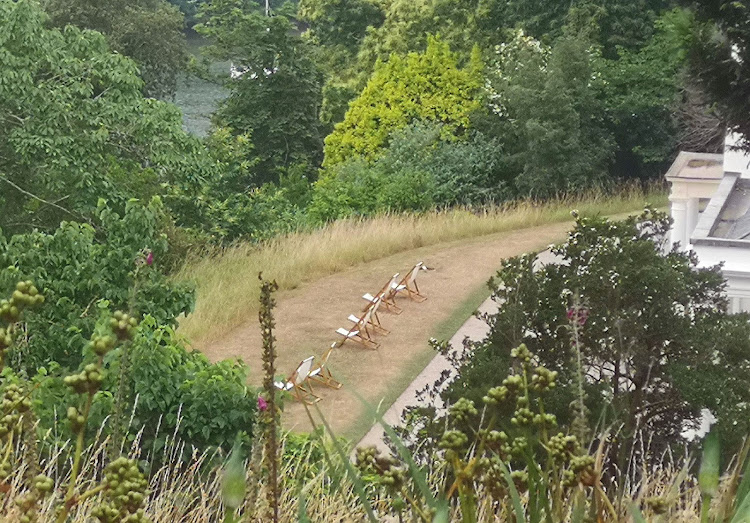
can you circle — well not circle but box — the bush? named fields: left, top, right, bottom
left=127, top=318, right=256, bottom=453
left=445, top=208, right=750, bottom=467
left=0, top=198, right=194, bottom=372
left=309, top=121, right=514, bottom=221
left=308, top=158, right=435, bottom=222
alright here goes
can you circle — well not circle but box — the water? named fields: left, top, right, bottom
left=173, top=32, right=229, bottom=137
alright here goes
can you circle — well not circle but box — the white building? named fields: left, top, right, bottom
left=665, top=133, right=750, bottom=313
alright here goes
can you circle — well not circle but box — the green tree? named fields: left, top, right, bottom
left=42, top=0, right=188, bottom=99
left=486, top=32, right=613, bottom=196
left=323, top=36, right=483, bottom=166
left=0, top=0, right=213, bottom=234
left=446, top=209, right=750, bottom=467
left=0, top=198, right=194, bottom=372
left=597, top=9, right=694, bottom=179
left=299, top=0, right=384, bottom=51
left=197, top=0, right=325, bottom=185
left=298, top=0, right=385, bottom=126
left=690, top=0, right=750, bottom=150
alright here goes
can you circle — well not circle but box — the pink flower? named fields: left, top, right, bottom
left=145, top=251, right=154, bottom=266
left=257, top=396, right=268, bottom=412
left=566, top=307, right=589, bottom=326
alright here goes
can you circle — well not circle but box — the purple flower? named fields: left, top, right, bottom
left=146, top=251, right=154, bottom=266
left=257, top=396, right=268, bottom=412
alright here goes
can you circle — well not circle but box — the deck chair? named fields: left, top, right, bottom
left=350, top=291, right=389, bottom=334
left=393, top=262, right=429, bottom=302
left=362, top=273, right=402, bottom=314
left=309, top=344, right=342, bottom=389
left=335, top=298, right=379, bottom=349
left=274, top=356, right=320, bottom=404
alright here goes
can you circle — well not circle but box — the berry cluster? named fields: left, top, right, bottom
left=448, top=397, right=477, bottom=423
left=432, top=343, right=599, bottom=507
left=109, top=311, right=138, bottom=341
left=0, top=281, right=44, bottom=324
left=0, top=384, right=30, bottom=439
left=90, top=334, right=116, bottom=357
left=64, top=363, right=105, bottom=395
left=91, top=457, right=151, bottom=523
left=14, top=474, right=54, bottom=523
left=354, top=446, right=406, bottom=492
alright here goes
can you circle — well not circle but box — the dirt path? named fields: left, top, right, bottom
left=197, top=221, right=574, bottom=439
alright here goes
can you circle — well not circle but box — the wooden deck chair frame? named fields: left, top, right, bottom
left=350, top=293, right=389, bottom=335
left=394, top=262, right=428, bottom=302
left=275, top=356, right=320, bottom=404
left=363, top=273, right=402, bottom=314
left=336, top=298, right=380, bottom=349
left=309, top=344, right=342, bottom=389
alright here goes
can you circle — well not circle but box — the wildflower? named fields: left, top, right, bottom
left=146, top=251, right=154, bottom=266
left=566, top=307, right=589, bottom=326
left=257, top=396, right=268, bottom=412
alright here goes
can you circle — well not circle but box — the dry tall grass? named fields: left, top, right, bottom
left=175, top=186, right=667, bottom=345
left=1, top=426, right=738, bottom=522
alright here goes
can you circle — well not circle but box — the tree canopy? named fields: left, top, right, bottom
left=42, top=0, right=188, bottom=99
left=197, top=0, right=325, bottom=185
left=691, top=0, right=750, bottom=150
left=446, top=209, right=750, bottom=462
left=323, top=37, right=483, bottom=166
left=0, top=0, right=213, bottom=235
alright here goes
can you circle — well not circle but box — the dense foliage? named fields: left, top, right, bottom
left=442, top=209, right=750, bottom=465
left=0, top=0, right=212, bottom=235
left=196, top=0, right=325, bottom=186
left=0, top=198, right=256, bottom=458
left=42, top=0, right=188, bottom=99
left=323, top=37, right=482, bottom=166
left=691, top=0, right=750, bottom=150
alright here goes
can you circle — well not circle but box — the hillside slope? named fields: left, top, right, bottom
left=198, top=220, right=575, bottom=440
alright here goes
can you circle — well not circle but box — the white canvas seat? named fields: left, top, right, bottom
left=362, top=273, right=402, bottom=314
left=393, top=262, right=429, bottom=302
left=274, top=356, right=320, bottom=404
left=336, top=298, right=379, bottom=349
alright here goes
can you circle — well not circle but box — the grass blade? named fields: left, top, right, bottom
left=497, top=460, right=525, bottom=522
left=734, top=439, right=750, bottom=519
left=629, top=503, right=648, bottom=523
left=297, top=482, right=312, bottom=523
left=311, top=402, right=378, bottom=522
left=700, top=428, right=721, bottom=523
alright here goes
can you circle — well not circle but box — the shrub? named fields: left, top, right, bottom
left=127, top=318, right=256, bottom=453
left=0, top=198, right=194, bottom=372
left=445, top=208, right=750, bottom=469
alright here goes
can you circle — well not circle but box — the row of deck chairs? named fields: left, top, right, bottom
left=274, top=261, right=430, bottom=404
left=335, top=261, right=429, bottom=349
